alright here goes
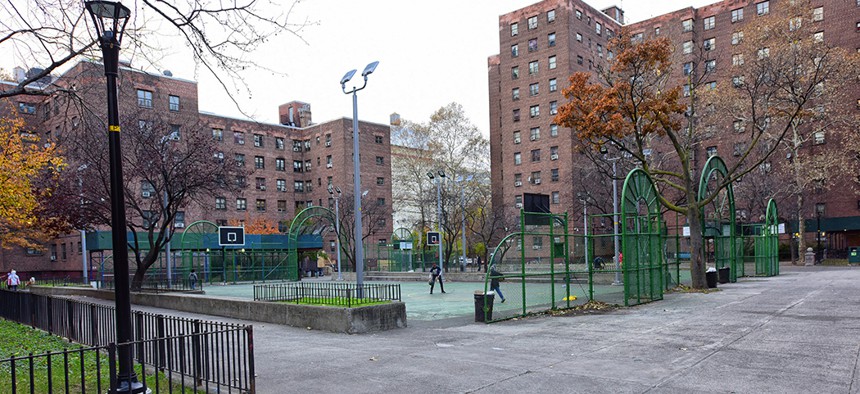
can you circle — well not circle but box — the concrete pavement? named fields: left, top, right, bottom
left=89, top=265, right=860, bottom=393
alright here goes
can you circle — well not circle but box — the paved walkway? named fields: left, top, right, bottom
left=77, top=265, right=860, bottom=393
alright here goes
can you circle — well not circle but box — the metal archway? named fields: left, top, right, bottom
left=697, top=156, right=738, bottom=282
left=390, top=227, right=414, bottom=271
left=755, top=199, right=780, bottom=276
left=179, top=220, right=218, bottom=283
left=288, top=206, right=338, bottom=281
left=621, top=168, right=663, bottom=306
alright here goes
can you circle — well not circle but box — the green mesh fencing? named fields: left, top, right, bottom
left=621, top=169, right=664, bottom=306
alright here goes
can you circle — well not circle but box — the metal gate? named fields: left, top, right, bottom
left=621, top=169, right=664, bottom=306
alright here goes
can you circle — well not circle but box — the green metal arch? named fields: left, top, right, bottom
left=620, top=168, right=663, bottom=306
left=287, top=206, right=338, bottom=281
left=179, top=220, right=219, bottom=249
left=391, top=227, right=413, bottom=243
left=763, top=198, right=779, bottom=276
left=697, top=155, right=738, bottom=281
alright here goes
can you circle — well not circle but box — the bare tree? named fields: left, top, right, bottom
left=337, top=192, right=391, bottom=272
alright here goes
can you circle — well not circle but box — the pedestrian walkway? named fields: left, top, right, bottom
left=73, top=265, right=860, bottom=393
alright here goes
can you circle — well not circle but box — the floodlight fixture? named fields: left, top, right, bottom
left=361, top=61, right=379, bottom=77
left=340, top=69, right=357, bottom=86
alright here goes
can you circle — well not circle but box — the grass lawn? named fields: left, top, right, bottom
left=0, top=319, right=200, bottom=393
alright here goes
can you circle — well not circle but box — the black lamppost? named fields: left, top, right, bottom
left=85, top=2, right=142, bottom=393
left=816, top=209, right=823, bottom=264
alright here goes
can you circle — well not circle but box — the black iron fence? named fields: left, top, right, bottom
left=253, top=282, right=401, bottom=307
left=0, top=289, right=254, bottom=393
left=99, top=275, right=201, bottom=292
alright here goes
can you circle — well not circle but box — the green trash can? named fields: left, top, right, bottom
left=849, top=247, right=860, bottom=264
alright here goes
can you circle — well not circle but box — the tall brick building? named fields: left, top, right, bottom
left=489, top=0, right=860, bottom=249
left=0, top=60, right=393, bottom=277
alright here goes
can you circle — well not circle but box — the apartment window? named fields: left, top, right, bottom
left=512, top=88, right=520, bottom=100
left=704, top=37, right=715, bottom=51
left=756, top=1, right=769, bottom=16
left=547, top=9, right=555, bottom=22
left=551, top=168, right=559, bottom=182
left=168, top=95, right=180, bottom=111
left=173, top=211, right=185, bottom=228
left=255, top=177, right=266, bottom=190
left=813, top=31, right=824, bottom=43
left=731, top=8, right=744, bottom=22
left=212, top=128, right=223, bottom=141
left=550, top=146, right=558, bottom=160
left=278, top=200, right=287, bottom=212
left=706, top=146, right=718, bottom=157
left=235, top=154, right=245, bottom=167
left=304, top=160, right=312, bottom=172
left=732, top=31, right=743, bottom=45
left=275, top=137, right=285, bottom=150
left=530, top=171, right=541, bottom=184
left=529, top=105, right=540, bottom=118
left=789, top=17, right=802, bottom=31
left=683, top=41, right=693, bottom=54
left=683, top=84, right=691, bottom=97
left=511, top=22, right=518, bottom=36
left=552, top=192, right=560, bottom=204
left=514, top=152, right=522, bottom=165
left=376, top=198, right=386, bottom=207
left=548, top=32, right=556, bottom=47
left=61, top=243, right=67, bottom=260
left=548, top=56, right=557, bottom=70
left=141, top=181, right=155, bottom=198
left=375, top=135, right=384, bottom=144
left=215, top=197, right=226, bottom=210
left=376, top=177, right=385, bottom=185
left=683, top=62, right=693, bottom=76
left=256, top=199, right=266, bottom=212
left=549, top=78, right=557, bottom=92
left=732, top=75, right=746, bottom=87
left=705, top=59, right=716, bottom=73
left=576, top=55, right=583, bottom=65
left=813, top=7, right=823, bottom=22
left=213, top=150, right=224, bottom=163
left=325, top=155, right=333, bottom=168
left=531, top=149, right=541, bottom=162
left=513, top=131, right=521, bottom=144
left=236, top=176, right=246, bottom=188
left=253, top=156, right=263, bottom=169
left=530, top=127, right=540, bottom=141
left=597, top=44, right=603, bottom=58
left=595, top=22, right=602, bottom=35
left=512, top=66, right=519, bottom=80
left=529, top=83, right=539, bottom=96
left=654, top=27, right=661, bottom=36
left=758, top=47, right=770, bottom=59
left=234, top=131, right=245, bottom=145
left=576, top=10, right=582, bottom=20
left=375, top=156, right=384, bottom=165
left=550, top=124, right=558, bottom=137
left=252, top=134, right=263, bottom=147
left=275, top=158, right=285, bottom=171
left=703, top=16, right=715, bottom=30
left=549, top=101, right=557, bottom=115
left=294, top=181, right=304, bottom=192
left=513, top=109, right=521, bottom=122
left=632, top=33, right=644, bottom=43
left=236, top=198, right=247, bottom=211
left=733, top=54, right=745, bottom=66
left=511, top=44, right=519, bottom=57
left=576, top=33, right=582, bottom=42
left=706, top=81, right=717, bottom=90
left=528, top=38, right=538, bottom=52
left=813, top=131, right=826, bottom=145
left=682, top=19, right=693, bottom=32
left=137, top=89, right=153, bottom=108
left=529, top=61, right=539, bottom=75
left=17, top=102, right=36, bottom=114
left=528, top=15, right=538, bottom=29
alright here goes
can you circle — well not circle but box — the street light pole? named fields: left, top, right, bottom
left=816, top=210, right=822, bottom=264
left=341, top=61, right=379, bottom=294
left=329, top=186, right=343, bottom=280
left=456, top=175, right=473, bottom=272
left=611, top=159, right=622, bottom=285
left=428, top=171, right=446, bottom=275
left=85, top=1, right=142, bottom=393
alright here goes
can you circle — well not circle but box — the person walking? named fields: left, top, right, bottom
left=490, top=266, right=505, bottom=303
left=189, top=269, right=199, bottom=290
left=429, top=263, right=446, bottom=294
left=6, top=270, right=20, bottom=291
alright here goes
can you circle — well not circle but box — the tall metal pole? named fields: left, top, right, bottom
left=164, top=189, right=172, bottom=287
left=816, top=212, right=822, bottom=264
left=335, top=194, right=343, bottom=280
left=583, top=201, right=589, bottom=272
left=351, top=92, right=365, bottom=291
left=612, top=160, right=622, bottom=285
left=460, top=182, right=467, bottom=272
left=95, top=16, right=142, bottom=393
left=436, top=179, right=443, bottom=277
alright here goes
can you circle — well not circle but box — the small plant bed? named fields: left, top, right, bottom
left=821, top=259, right=849, bottom=266
left=548, top=300, right=619, bottom=317
left=0, top=319, right=201, bottom=393
left=665, top=284, right=721, bottom=294
left=277, top=297, right=391, bottom=307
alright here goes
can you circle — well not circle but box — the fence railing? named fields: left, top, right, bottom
left=99, top=275, right=202, bottom=292
left=253, top=282, right=401, bottom=307
left=0, top=289, right=254, bottom=393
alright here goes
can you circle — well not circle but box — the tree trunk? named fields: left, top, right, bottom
left=688, top=204, right=706, bottom=289
left=131, top=249, right=158, bottom=290
left=795, top=194, right=806, bottom=265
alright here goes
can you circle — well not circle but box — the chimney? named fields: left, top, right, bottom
left=390, top=113, right=401, bottom=126
left=278, top=101, right=312, bottom=127
left=601, top=6, right=625, bottom=24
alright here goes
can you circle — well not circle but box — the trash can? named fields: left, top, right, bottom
left=849, top=247, right=860, bottom=264
left=474, top=291, right=495, bottom=322
left=705, top=270, right=718, bottom=289
left=717, top=267, right=730, bottom=284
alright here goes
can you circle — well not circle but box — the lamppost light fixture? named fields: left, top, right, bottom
left=362, top=61, right=379, bottom=77
left=85, top=1, right=131, bottom=46
left=340, top=69, right=357, bottom=86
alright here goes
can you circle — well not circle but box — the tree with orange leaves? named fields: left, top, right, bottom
left=0, top=116, right=64, bottom=249
left=229, top=216, right=281, bottom=235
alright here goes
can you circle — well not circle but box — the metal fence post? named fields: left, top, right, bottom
left=192, top=319, right=202, bottom=387
left=90, top=304, right=98, bottom=346
left=246, top=325, right=256, bottom=394
left=134, top=311, right=144, bottom=363
left=157, top=314, right=166, bottom=371
left=108, top=343, right=117, bottom=391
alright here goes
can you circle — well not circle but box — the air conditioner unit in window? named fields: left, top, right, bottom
left=515, top=181, right=522, bottom=187
left=530, top=136, right=537, bottom=141
left=259, top=186, right=266, bottom=191
left=515, top=203, right=523, bottom=208
left=293, top=147, right=301, bottom=152
left=325, top=141, right=332, bottom=147
left=550, top=154, right=558, bottom=160
left=534, top=179, right=541, bottom=184
left=174, top=223, right=184, bottom=228
left=142, top=191, right=151, bottom=198
left=514, top=138, right=521, bottom=144
left=532, top=245, right=541, bottom=250
left=326, top=163, right=332, bottom=168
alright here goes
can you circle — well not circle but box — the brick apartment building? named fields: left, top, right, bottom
left=0, top=60, right=393, bottom=278
left=489, top=0, right=860, bottom=249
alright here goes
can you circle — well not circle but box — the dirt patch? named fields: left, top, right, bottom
left=547, top=300, right=619, bottom=317
left=665, top=284, right=721, bottom=294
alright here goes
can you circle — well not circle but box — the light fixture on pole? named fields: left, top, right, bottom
left=600, top=145, right=622, bottom=285
left=85, top=1, right=142, bottom=393
left=428, top=170, right=446, bottom=275
left=341, top=61, right=378, bottom=294
left=328, top=185, right=343, bottom=280
left=455, top=175, right=473, bottom=272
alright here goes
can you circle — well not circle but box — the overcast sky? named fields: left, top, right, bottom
left=43, top=0, right=718, bottom=135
